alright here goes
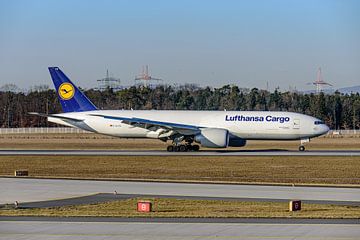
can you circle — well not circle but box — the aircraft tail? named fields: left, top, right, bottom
left=48, top=67, right=97, bottom=113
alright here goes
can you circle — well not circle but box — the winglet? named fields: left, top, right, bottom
left=49, top=67, right=97, bottom=113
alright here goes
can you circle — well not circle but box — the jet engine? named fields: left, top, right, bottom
left=194, top=128, right=229, bottom=148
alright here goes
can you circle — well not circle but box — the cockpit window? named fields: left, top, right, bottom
left=314, top=121, right=325, bottom=125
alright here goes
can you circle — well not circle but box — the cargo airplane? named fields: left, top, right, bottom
left=30, top=67, right=330, bottom=152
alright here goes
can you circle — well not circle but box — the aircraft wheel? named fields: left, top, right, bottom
left=299, top=145, right=305, bottom=151
left=192, top=145, right=200, bottom=151
left=179, top=145, right=187, bottom=152
left=174, top=146, right=180, bottom=152
left=167, top=145, right=174, bottom=152
left=186, top=145, right=193, bottom=151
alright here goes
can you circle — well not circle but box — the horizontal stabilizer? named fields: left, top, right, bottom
left=28, top=112, right=84, bottom=122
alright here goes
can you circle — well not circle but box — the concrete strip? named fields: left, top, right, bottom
left=1, top=216, right=360, bottom=224
left=1, top=178, right=360, bottom=204
left=0, top=221, right=359, bottom=240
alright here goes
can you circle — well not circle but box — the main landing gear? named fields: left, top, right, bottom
left=166, top=135, right=200, bottom=152
left=167, top=144, right=200, bottom=152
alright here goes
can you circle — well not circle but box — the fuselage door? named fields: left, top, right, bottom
left=293, top=119, right=300, bottom=129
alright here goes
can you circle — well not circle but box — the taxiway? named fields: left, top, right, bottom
left=0, top=220, right=359, bottom=240
left=1, top=178, right=359, bottom=204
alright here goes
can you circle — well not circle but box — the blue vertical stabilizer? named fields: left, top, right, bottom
left=48, top=67, right=97, bottom=112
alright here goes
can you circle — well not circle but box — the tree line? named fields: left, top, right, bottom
left=0, top=84, right=359, bottom=129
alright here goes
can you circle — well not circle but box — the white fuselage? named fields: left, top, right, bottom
left=48, top=110, right=329, bottom=141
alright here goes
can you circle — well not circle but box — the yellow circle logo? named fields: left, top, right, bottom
left=58, top=83, right=75, bottom=100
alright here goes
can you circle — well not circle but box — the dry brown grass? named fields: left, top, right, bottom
left=1, top=198, right=359, bottom=218
left=1, top=155, right=360, bottom=184
left=0, top=133, right=359, bottom=185
left=0, top=134, right=166, bottom=150
left=0, top=133, right=358, bottom=150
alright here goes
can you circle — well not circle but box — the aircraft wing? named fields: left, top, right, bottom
left=89, top=114, right=201, bottom=136
left=29, top=112, right=201, bottom=136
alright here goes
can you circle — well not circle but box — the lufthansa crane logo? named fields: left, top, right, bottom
left=58, top=83, right=75, bottom=100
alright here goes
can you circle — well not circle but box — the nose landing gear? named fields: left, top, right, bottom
left=299, top=145, right=305, bottom=151
left=299, top=138, right=310, bottom=151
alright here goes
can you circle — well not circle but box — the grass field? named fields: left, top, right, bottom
left=0, top=133, right=359, bottom=185
left=0, top=133, right=359, bottom=150
left=1, top=155, right=360, bottom=184
left=1, top=198, right=359, bottom=218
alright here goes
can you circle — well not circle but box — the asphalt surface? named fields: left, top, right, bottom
left=0, top=220, right=359, bottom=240
left=1, top=149, right=360, bottom=156
left=4, top=193, right=359, bottom=209
left=1, top=216, right=359, bottom=224
left=1, top=178, right=360, bottom=205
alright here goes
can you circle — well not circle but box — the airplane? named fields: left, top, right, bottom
left=30, top=67, right=330, bottom=152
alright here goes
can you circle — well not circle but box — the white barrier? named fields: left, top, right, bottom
left=327, top=130, right=360, bottom=135
left=0, top=127, right=90, bottom=134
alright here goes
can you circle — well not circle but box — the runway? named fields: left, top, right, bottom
left=1, top=216, right=359, bottom=224
left=0, top=220, right=359, bottom=240
left=1, top=178, right=360, bottom=205
left=1, top=149, right=360, bottom=156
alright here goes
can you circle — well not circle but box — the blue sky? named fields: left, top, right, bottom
left=0, top=0, right=359, bottom=90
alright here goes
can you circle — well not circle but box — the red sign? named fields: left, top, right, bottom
left=137, top=201, right=152, bottom=212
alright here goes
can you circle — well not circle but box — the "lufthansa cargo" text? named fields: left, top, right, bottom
left=225, top=115, right=290, bottom=123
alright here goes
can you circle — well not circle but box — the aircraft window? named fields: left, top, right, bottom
left=314, top=121, right=324, bottom=125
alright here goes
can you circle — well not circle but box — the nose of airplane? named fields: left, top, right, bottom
left=321, top=124, right=330, bottom=134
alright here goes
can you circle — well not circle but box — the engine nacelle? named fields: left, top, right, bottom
left=194, top=128, right=229, bottom=148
